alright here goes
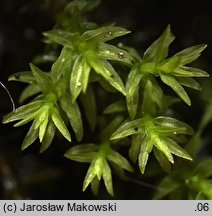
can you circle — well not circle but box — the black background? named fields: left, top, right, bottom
left=0, top=0, right=211, bottom=199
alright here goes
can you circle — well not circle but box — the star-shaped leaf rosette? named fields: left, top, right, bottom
left=64, top=116, right=133, bottom=196
left=111, top=78, right=194, bottom=174
left=3, top=64, right=83, bottom=152
left=126, top=25, right=209, bottom=119
left=43, top=24, right=135, bottom=103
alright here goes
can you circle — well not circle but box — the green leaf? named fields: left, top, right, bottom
left=64, top=144, right=99, bottom=162
left=98, top=43, right=135, bottom=66
left=83, top=157, right=103, bottom=191
left=173, top=66, right=209, bottom=77
left=102, top=159, right=114, bottom=196
left=80, top=85, right=97, bottom=131
left=160, top=56, right=181, bottom=72
left=129, top=134, right=144, bottom=163
left=51, top=107, right=71, bottom=142
left=142, top=80, right=157, bottom=115
left=126, top=64, right=144, bottom=119
left=139, top=136, right=154, bottom=174
left=37, top=106, right=50, bottom=142
left=107, top=149, right=133, bottom=172
left=160, top=73, right=191, bottom=106
left=70, top=55, right=91, bottom=102
left=88, top=56, right=126, bottom=95
left=154, top=116, right=194, bottom=135
left=153, top=147, right=172, bottom=173
left=103, top=100, right=126, bottom=114
left=176, top=77, right=201, bottom=90
left=21, top=121, right=39, bottom=150
left=19, top=84, right=41, bottom=103
left=161, top=136, right=192, bottom=160
left=40, top=120, right=56, bottom=153
left=60, top=94, right=83, bottom=141
left=110, top=118, right=146, bottom=140
left=143, top=25, right=175, bottom=62
left=154, top=126, right=189, bottom=135
left=174, top=44, right=207, bottom=65
left=8, top=71, right=35, bottom=84
left=14, top=112, right=39, bottom=127
left=51, top=47, right=74, bottom=81
left=153, top=135, right=174, bottom=163
left=30, top=63, right=54, bottom=94
left=82, top=26, right=130, bottom=43
left=3, top=100, right=42, bottom=123
left=43, top=29, right=76, bottom=48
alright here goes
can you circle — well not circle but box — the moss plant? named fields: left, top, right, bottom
left=2, top=0, right=210, bottom=197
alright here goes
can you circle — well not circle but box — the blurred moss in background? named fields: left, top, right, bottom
left=0, top=0, right=212, bottom=199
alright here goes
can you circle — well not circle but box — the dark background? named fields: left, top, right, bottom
left=0, top=0, right=211, bottom=199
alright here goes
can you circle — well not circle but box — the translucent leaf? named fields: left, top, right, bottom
left=154, top=126, right=189, bottom=135
left=174, top=44, right=207, bottom=65
left=40, top=120, right=56, bottom=153
left=160, top=73, right=191, bottom=106
left=110, top=118, right=146, bottom=140
left=39, top=110, right=49, bottom=143
left=3, top=100, right=42, bottom=123
left=142, top=80, right=156, bottom=115
left=30, top=64, right=54, bottom=94
left=139, top=137, right=154, bottom=174
left=51, top=107, right=71, bottom=142
left=129, top=134, right=144, bottom=163
left=143, top=25, right=175, bottom=62
left=176, top=77, right=201, bottom=90
left=161, top=136, right=192, bottom=160
left=88, top=56, right=126, bottom=95
left=107, top=149, right=133, bottom=172
left=8, top=71, right=35, bottom=84
left=154, top=116, right=194, bottom=135
left=153, top=147, right=172, bottom=173
left=160, top=56, right=181, bottom=72
left=103, top=100, right=126, bottom=114
left=83, top=157, right=104, bottom=191
left=64, top=144, right=99, bottom=162
left=153, top=135, right=174, bottom=163
left=82, top=26, right=130, bottom=43
left=98, top=43, right=135, bottom=66
left=80, top=85, right=97, bottom=131
left=83, top=160, right=97, bottom=191
left=126, top=65, right=143, bottom=119
left=173, top=66, right=209, bottom=77
left=14, top=112, right=39, bottom=127
left=19, top=84, right=41, bottom=103
left=148, top=79, right=164, bottom=110
left=43, top=29, right=76, bottom=48
left=70, top=55, right=91, bottom=102
left=102, top=159, right=114, bottom=196
left=51, top=47, right=74, bottom=81
left=60, top=94, right=83, bottom=141
left=21, top=121, right=39, bottom=150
